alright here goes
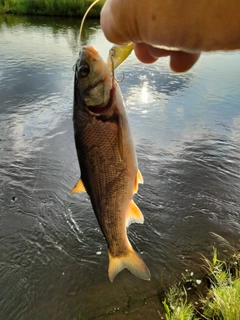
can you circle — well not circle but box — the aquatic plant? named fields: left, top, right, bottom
left=0, top=0, right=104, bottom=17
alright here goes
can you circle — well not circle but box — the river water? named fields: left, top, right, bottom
left=1, top=14, right=240, bottom=320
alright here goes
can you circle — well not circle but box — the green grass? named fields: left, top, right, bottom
left=0, top=0, right=104, bottom=17
left=73, top=313, right=83, bottom=320
left=162, top=285, right=200, bottom=320
left=201, top=249, right=240, bottom=320
left=162, top=248, right=240, bottom=320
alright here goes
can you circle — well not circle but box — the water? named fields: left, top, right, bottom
left=1, top=14, right=240, bottom=320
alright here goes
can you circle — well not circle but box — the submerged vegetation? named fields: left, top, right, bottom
left=0, top=0, right=104, bottom=17
left=162, top=248, right=240, bottom=320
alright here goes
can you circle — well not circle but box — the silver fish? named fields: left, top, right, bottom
left=72, top=45, right=150, bottom=282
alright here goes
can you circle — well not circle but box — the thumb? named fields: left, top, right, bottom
left=100, top=0, right=141, bottom=44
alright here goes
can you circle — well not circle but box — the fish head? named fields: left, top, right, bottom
left=74, top=46, right=113, bottom=114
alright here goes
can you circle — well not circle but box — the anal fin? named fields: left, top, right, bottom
left=133, top=169, right=144, bottom=194
left=137, top=169, right=143, bottom=184
left=71, top=178, right=86, bottom=193
left=126, top=200, right=144, bottom=227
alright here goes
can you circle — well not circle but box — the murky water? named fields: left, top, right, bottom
left=1, top=14, right=240, bottom=320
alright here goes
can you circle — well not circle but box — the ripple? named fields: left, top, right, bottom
left=1, top=14, right=240, bottom=320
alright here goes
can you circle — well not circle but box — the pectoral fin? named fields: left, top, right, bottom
left=71, top=178, right=86, bottom=193
left=126, top=200, right=144, bottom=227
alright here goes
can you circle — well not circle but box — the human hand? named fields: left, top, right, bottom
left=133, top=43, right=200, bottom=73
left=100, top=0, right=240, bottom=72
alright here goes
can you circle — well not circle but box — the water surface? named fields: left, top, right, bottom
left=1, top=14, right=240, bottom=320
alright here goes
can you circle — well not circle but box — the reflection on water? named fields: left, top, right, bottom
left=1, top=14, right=240, bottom=320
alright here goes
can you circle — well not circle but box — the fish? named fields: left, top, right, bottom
left=72, top=45, right=150, bottom=282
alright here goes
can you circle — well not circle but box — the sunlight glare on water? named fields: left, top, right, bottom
left=1, top=14, right=240, bottom=320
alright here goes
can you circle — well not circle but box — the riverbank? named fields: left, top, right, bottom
left=0, top=0, right=104, bottom=17
left=160, top=248, right=240, bottom=319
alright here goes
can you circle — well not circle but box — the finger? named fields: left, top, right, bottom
left=134, top=43, right=158, bottom=63
left=100, top=0, right=131, bottom=44
left=148, top=45, right=201, bottom=72
left=169, top=51, right=201, bottom=72
left=135, top=44, right=200, bottom=72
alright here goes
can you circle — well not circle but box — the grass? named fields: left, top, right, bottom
left=0, top=0, right=105, bottom=17
left=162, top=285, right=200, bottom=320
left=73, top=313, right=83, bottom=320
left=161, top=248, right=240, bottom=320
left=201, top=249, right=240, bottom=320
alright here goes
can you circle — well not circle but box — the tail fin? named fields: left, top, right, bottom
left=108, top=247, right=151, bottom=282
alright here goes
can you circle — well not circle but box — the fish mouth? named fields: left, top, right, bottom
left=87, top=87, right=114, bottom=115
left=79, top=75, right=113, bottom=115
left=81, top=76, right=103, bottom=95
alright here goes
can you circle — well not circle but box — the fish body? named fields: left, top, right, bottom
left=72, top=46, right=150, bottom=282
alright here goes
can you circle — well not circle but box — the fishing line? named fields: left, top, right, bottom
left=79, top=0, right=121, bottom=84
left=79, top=0, right=101, bottom=44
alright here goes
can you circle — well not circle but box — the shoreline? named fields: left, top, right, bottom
left=0, top=0, right=104, bottom=17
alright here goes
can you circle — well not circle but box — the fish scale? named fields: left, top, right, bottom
left=74, top=110, right=129, bottom=255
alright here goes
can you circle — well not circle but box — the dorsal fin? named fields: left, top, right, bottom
left=71, top=178, right=86, bottom=193
left=126, top=200, right=144, bottom=227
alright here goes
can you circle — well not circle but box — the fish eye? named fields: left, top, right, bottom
left=79, top=64, right=90, bottom=78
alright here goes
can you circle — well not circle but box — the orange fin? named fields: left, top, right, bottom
left=71, top=178, right=86, bottom=193
left=133, top=175, right=138, bottom=193
left=126, top=200, right=144, bottom=227
left=133, top=169, right=144, bottom=193
left=137, top=169, right=144, bottom=184
left=108, top=245, right=151, bottom=282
